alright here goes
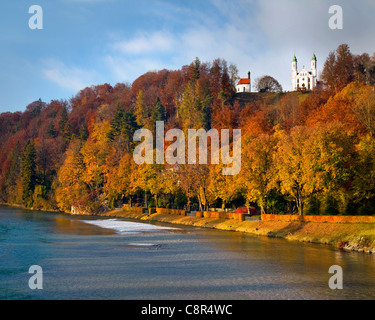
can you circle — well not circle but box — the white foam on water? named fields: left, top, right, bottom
left=128, top=243, right=159, bottom=247
left=81, top=219, right=178, bottom=234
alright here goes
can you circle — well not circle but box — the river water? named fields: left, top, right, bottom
left=0, top=205, right=374, bottom=300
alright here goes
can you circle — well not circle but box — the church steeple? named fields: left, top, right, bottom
left=292, top=55, right=298, bottom=73
left=311, top=53, right=317, bottom=77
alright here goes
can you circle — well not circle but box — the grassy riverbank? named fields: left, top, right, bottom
left=99, top=210, right=375, bottom=254
left=2, top=202, right=374, bottom=254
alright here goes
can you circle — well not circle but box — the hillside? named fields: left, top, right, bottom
left=0, top=47, right=375, bottom=218
left=234, top=91, right=311, bottom=108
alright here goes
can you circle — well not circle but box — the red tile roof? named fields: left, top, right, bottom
left=237, top=78, right=250, bottom=85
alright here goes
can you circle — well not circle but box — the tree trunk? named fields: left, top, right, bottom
left=260, top=205, right=265, bottom=215
left=198, top=196, right=202, bottom=212
left=296, top=185, right=304, bottom=216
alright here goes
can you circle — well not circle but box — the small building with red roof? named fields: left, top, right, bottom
left=236, top=71, right=251, bottom=93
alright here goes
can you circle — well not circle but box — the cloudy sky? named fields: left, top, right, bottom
left=1, top=0, right=375, bottom=113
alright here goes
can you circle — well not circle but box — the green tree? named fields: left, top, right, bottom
left=178, top=81, right=205, bottom=132
left=22, top=140, right=37, bottom=207
left=107, top=104, right=138, bottom=152
left=59, top=106, right=72, bottom=141
left=79, top=124, right=89, bottom=141
left=47, top=122, right=57, bottom=138
left=151, top=97, right=166, bottom=123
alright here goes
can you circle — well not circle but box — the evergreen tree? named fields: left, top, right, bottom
left=59, top=106, right=72, bottom=142
left=107, top=103, right=138, bottom=152
left=151, top=98, right=166, bottom=122
left=189, top=57, right=201, bottom=82
left=2, top=143, right=22, bottom=201
left=121, top=111, right=138, bottom=143
left=79, top=124, right=89, bottom=141
left=59, top=106, right=68, bottom=132
left=22, top=140, right=37, bottom=208
left=47, top=122, right=57, bottom=138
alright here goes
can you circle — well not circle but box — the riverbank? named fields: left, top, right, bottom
left=99, top=210, right=375, bottom=254
left=2, top=202, right=374, bottom=254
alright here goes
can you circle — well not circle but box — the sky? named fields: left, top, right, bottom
left=1, top=0, right=375, bottom=113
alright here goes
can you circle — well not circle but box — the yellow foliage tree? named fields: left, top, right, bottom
left=241, top=134, right=277, bottom=214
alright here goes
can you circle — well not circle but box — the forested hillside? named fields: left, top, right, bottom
left=1, top=44, right=375, bottom=216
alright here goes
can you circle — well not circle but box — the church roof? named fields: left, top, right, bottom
left=237, top=78, right=251, bottom=85
left=312, top=53, right=317, bottom=61
left=292, top=55, right=297, bottom=62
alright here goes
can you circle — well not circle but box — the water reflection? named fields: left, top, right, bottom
left=1, top=205, right=375, bottom=300
left=52, top=216, right=116, bottom=236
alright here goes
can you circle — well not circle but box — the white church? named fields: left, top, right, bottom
left=292, top=54, right=318, bottom=91
left=236, top=71, right=251, bottom=93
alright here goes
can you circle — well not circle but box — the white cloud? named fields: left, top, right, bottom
left=112, top=31, right=177, bottom=55
left=254, top=0, right=375, bottom=89
left=41, top=59, right=98, bottom=92
left=78, top=0, right=375, bottom=91
left=104, top=55, right=177, bottom=83
left=104, top=1, right=260, bottom=83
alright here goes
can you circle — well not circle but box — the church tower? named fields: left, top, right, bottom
left=311, top=53, right=317, bottom=87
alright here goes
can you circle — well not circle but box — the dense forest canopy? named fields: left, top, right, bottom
left=1, top=45, right=375, bottom=216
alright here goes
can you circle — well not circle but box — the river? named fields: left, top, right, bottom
left=0, top=205, right=374, bottom=300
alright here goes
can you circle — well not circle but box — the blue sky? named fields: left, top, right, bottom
left=1, top=0, right=375, bottom=113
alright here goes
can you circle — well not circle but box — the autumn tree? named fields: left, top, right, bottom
left=304, top=123, right=357, bottom=215
left=208, top=163, right=240, bottom=211
left=353, top=135, right=375, bottom=214
left=178, top=81, right=205, bottom=132
left=306, top=82, right=365, bottom=133
left=272, top=127, right=312, bottom=216
left=352, top=84, right=375, bottom=137
left=278, top=93, right=301, bottom=130
left=130, top=155, right=164, bottom=208
left=321, top=44, right=354, bottom=93
left=106, top=152, right=133, bottom=208
left=134, top=90, right=149, bottom=128
left=241, top=134, right=277, bottom=214
left=56, top=141, right=86, bottom=212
